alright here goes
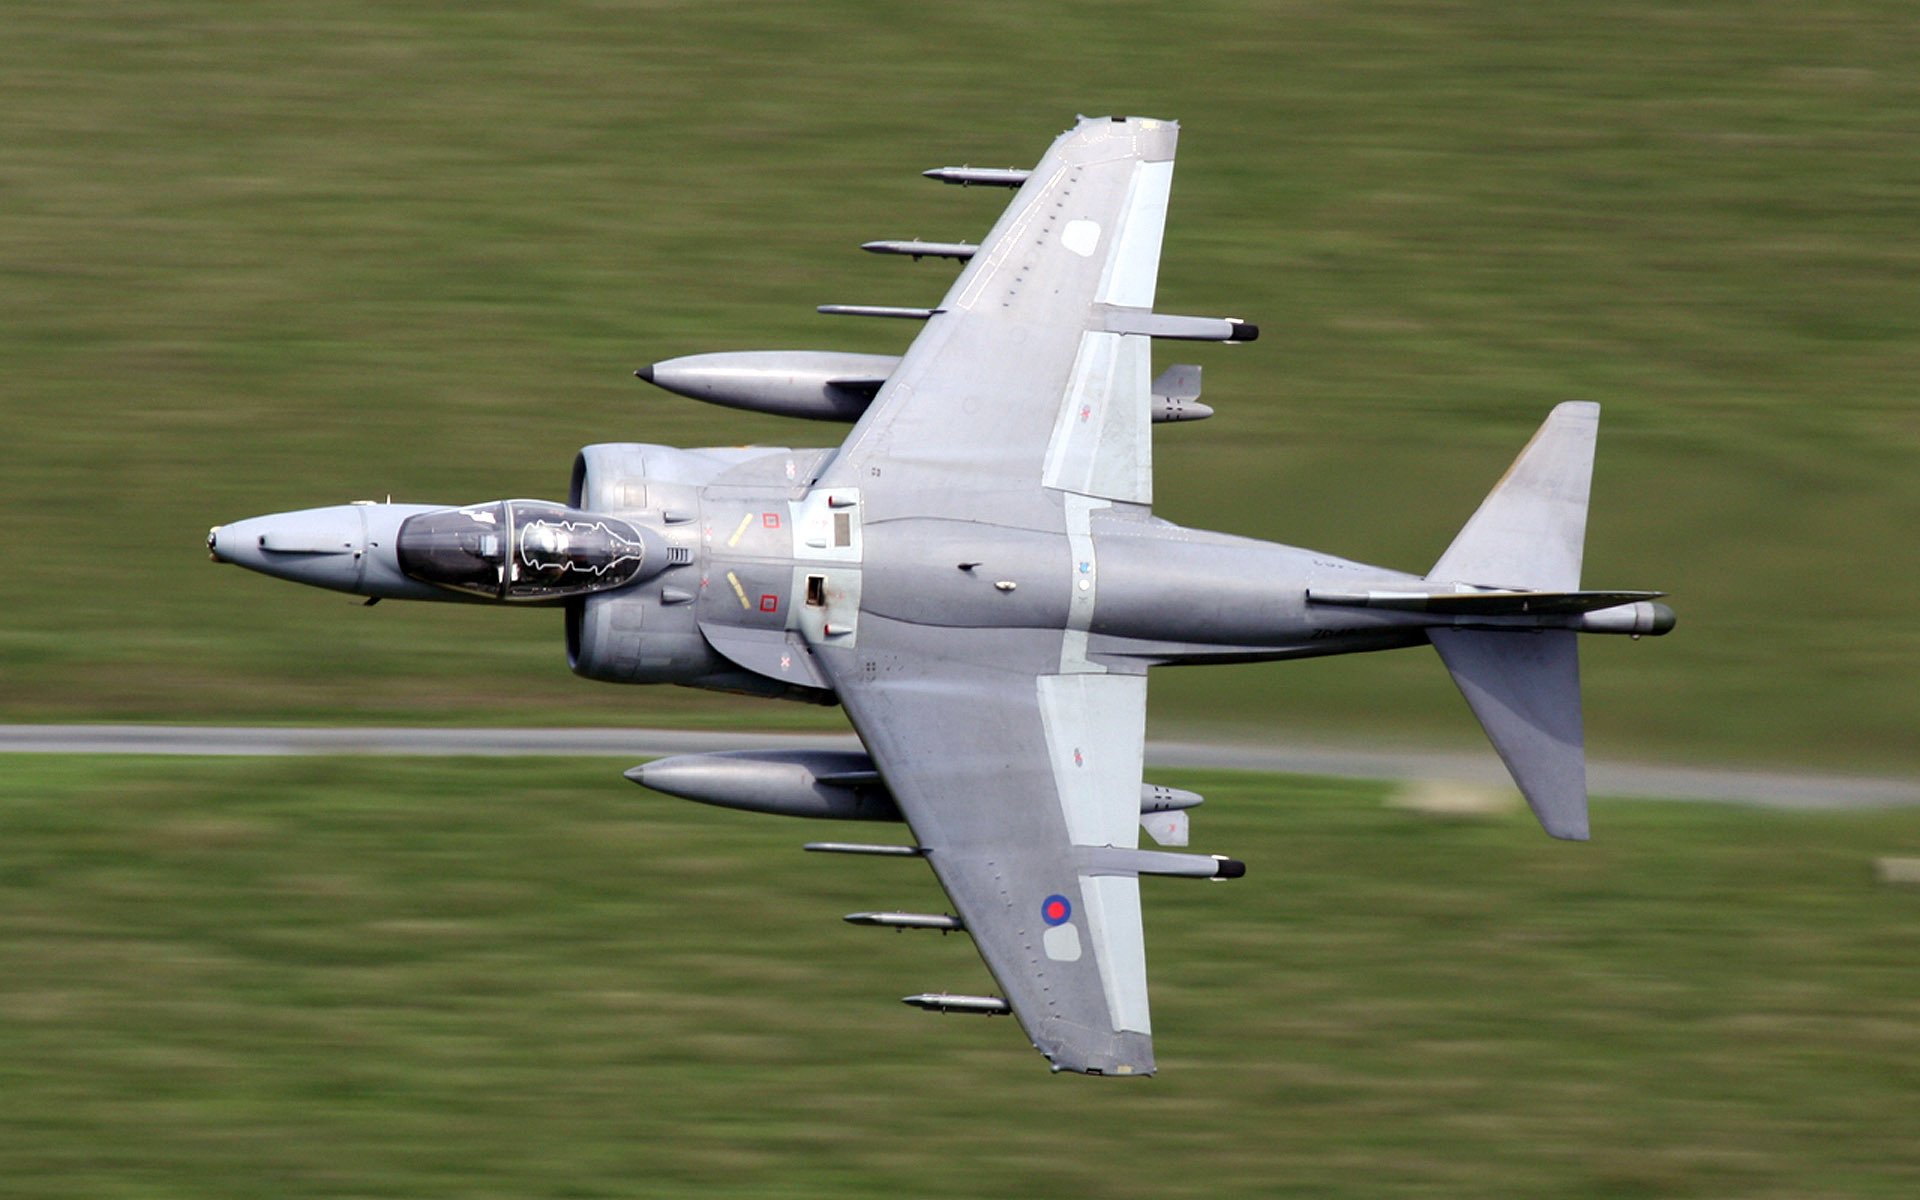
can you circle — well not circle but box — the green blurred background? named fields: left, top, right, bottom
left=3, top=2, right=1918, bottom=1196
left=2, top=757, right=1914, bottom=1198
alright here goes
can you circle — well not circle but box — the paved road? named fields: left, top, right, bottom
left=4, top=724, right=1915, bottom=810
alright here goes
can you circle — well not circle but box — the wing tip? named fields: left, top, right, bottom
left=1036, top=1026, right=1157, bottom=1077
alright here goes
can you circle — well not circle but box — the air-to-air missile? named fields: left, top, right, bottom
left=860, top=239, right=978, bottom=261
left=920, top=166, right=1031, bottom=188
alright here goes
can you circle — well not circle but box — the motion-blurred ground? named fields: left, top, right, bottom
left=2, top=757, right=1915, bottom=1199
left=2, top=2, right=1915, bottom=771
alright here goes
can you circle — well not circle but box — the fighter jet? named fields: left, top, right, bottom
left=209, top=116, right=1673, bottom=1076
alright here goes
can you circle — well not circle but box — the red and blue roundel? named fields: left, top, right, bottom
left=1041, top=894, right=1072, bottom=926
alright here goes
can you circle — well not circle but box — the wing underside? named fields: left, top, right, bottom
left=823, top=631, right=1160, bottom=1075
left=807, top=117, right=1197, bottom=1074
left=817, top=116, right=1180, bottom=520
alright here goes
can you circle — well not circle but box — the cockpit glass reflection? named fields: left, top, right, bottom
left=505, top=502, right=649, bottom=599
left=397, top=501, right=648, bottom=601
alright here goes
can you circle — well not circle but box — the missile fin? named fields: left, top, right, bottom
left=1140, top=808, right=1190, bottom=847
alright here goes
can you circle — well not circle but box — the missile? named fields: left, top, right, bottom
left=638, top=352, right=1212, bottom=425
left=921, top=166, right=1031, bottom=188
left=629, top=749, right=1203, bottom=826
left=861, top=239, right=978, bottom=261
left=844, top=912, right=965, bottom=931
left=816, top=304, right=937, bottom=320
left=901, top=993, right=1011, bottom=1015
left=804, top=842, right=923, bottom=857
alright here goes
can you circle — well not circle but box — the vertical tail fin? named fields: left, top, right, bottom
left=1429, top=401, right=1597, bottom=592
left=1428, top=402, right=1600, bottom=840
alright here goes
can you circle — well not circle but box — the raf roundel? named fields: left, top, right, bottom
left=1041, top=894, right=1072, bottom=927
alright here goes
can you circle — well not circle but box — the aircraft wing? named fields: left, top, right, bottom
left=817, top=115, right=1202, bottom=521
left=806, top=117, right=1231, bottom=1074
left=822, top=624, right=1166, bottom=1076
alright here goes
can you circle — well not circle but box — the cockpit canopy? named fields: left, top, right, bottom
left=397, top=500, right=658, bottom=602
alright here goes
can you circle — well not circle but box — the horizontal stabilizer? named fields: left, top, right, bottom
left=1431, top=628, right=1588, bottom=840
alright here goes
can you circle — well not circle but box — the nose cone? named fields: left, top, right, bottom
left=206, top=506, right=367, bottom=591
left=207, top=503, right=448, bottom=598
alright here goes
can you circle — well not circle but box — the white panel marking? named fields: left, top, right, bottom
left=1043, top=922, right=1083, bottom=962
left=1060, top=493, right=1109, bottom=674
left=1095, top=160, right=1173, bottom=309
left=1041, top=332, right=1153, bottom=504
left=787, top=488, right=863, bottom=565
left=1080, top=873, right=1151, bottom=1034
left=1036, top=673, right=1147, bottom=849
left=1062, top=219, right=1101, bottom=257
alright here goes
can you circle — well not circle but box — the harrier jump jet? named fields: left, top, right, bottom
left=209, top=116, right=1673, bottom=1075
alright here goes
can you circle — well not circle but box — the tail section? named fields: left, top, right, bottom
left=1430, top=401, right=1597, bottom=592
left=1427, top=402, right=1602, bottom=841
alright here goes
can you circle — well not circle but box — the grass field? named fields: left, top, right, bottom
left=0, top=2, right=1915, bottom=771
left=2, top=755, right=1916, bottom=1198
